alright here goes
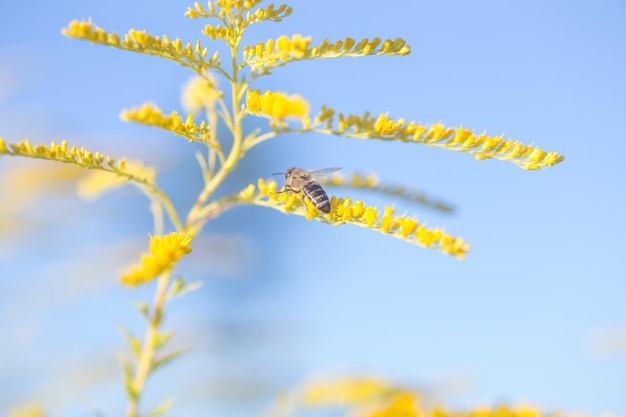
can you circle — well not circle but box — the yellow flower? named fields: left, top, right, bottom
left=246, top=89, right=309, bottom=125
left=364, top=394, right=419, bottom=417
left=181, top=75, right=222, bottom=112
left=244, top=35, right=312, bottom=70
left=275, top=34, right=311, bottom=60
left=237, top=179, right=470, bottom=259
left=215, top=0, right=261, bottom=11
left=0, top=138, right=156, bottom=188
left=301, top=377, right=399, bottom=406
left=244, top=36, right=409, bottom=75
left=238, top=184, right=255, bottom=201
left=310, top=109, right=565, bottom=170
left=121, top=104, right=212, bottom=144
left=120, top=232, right=193, bottom=287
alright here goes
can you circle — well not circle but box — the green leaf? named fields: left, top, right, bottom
left=144, top=397, right=175, bottom=417
left=131, top=301, right=150, bottom=322
left=119, top=326, right=142, bottom=359
left=165, top=277, right=203, bottom=302
left=125, top=379, right=138, bottom=403
left=153, top=330, right=173, bottom=351
left=150, top=350, right=187, bottom=374
left=117, top=353, right=137, bottom=401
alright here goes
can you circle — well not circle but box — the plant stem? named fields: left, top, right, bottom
left=127, top=17, right=248, bottom=417
left=185, top=42, right=244, bottom=235
left=126, top=270, right=171, bottom=417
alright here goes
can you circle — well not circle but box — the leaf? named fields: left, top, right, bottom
left=150, top=350, right=187, bottom=374
left=116, top=352, right=137, bottom=401
left=165, top=277, right=203, bottom=302
left=145, top=397, right=175, bottom=417
left=125, top=379, right=138, bottom=403
left=119, top=326, right=142, bottom=359
left=131, top=301, right=151, bottom=322
left=153, top=330, right=172, bottom=351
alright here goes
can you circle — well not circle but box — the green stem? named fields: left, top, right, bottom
left=148, top=186, right=183, bottom=232
left=126, top=269, right=171, bottom=417
left=185, top=42, right=244, bottom=235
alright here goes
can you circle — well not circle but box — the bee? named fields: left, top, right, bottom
left=273, top=167, right=341, bottom=213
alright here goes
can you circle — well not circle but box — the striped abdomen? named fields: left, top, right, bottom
left=302, top=181, right=331, bottom=213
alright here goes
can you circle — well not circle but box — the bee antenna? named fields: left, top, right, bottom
left=271, top=172, right=284, bottom=176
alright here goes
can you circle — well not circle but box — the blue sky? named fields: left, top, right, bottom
left=1, top=1, right=625, bottom=416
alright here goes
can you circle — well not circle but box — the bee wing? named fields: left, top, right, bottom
left=309, top=167, right=342, bottom=178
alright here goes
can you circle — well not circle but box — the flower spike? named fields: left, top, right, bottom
left=243, top=36, right=410, bottom=76
left=121, top=104, right=218, bottom=150
left=0, top=138, right=156, bottom=187
left=232, top=179, right=470, bottom=259
left=1, top=137, right=183, bottom=230
left=305, top=108, right=565, bottom=170
left=186, top=2, right=292, bottom=25
left=62, top=21, right=222, bottom=76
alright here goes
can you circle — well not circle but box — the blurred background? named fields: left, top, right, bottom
left=1, top=1, right=625, bottom=416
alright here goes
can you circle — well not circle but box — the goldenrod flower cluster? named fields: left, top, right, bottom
left=181, top=75, right=222, bottom=112
left=300, top=377, right=400, bottom=407
left=243, top=34, right=312, bottom=70
left=277, top=377, right=559, bottom=417
left=0, top=138, right=156, bottom=187
left=374, top=114, right=564, bottom=170
left=121, top=104, right=213, bottom=145
left=246, top=89, right=310, bottom=125
left=214, top=0, right=262, bottom=10
left=430, top=405, right=547, bottom=417
left=312, top=109, right=565, bottom=170
left=366, top=394, right=419, bottom=417
left=185, top=0, right=266, bottom=18
left=62, top=21, right=219, bottom=74
left=120, top=232, right=193, bottom=287
left=244, top=36, right=410, bottom=75
left=238, top=179, right=470, bottom=259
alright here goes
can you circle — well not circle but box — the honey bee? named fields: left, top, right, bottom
left=273, top=167, right=341, bottom=213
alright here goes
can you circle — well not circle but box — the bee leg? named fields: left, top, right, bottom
left=300, top=195, right=313, bottom=210
left=272, top=185, right=292, bottom=195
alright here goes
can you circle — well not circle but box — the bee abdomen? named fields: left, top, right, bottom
left=303, top=182, right=331, bottom=213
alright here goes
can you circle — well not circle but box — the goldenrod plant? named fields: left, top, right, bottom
left=0, top=0, right=564, bottom=416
